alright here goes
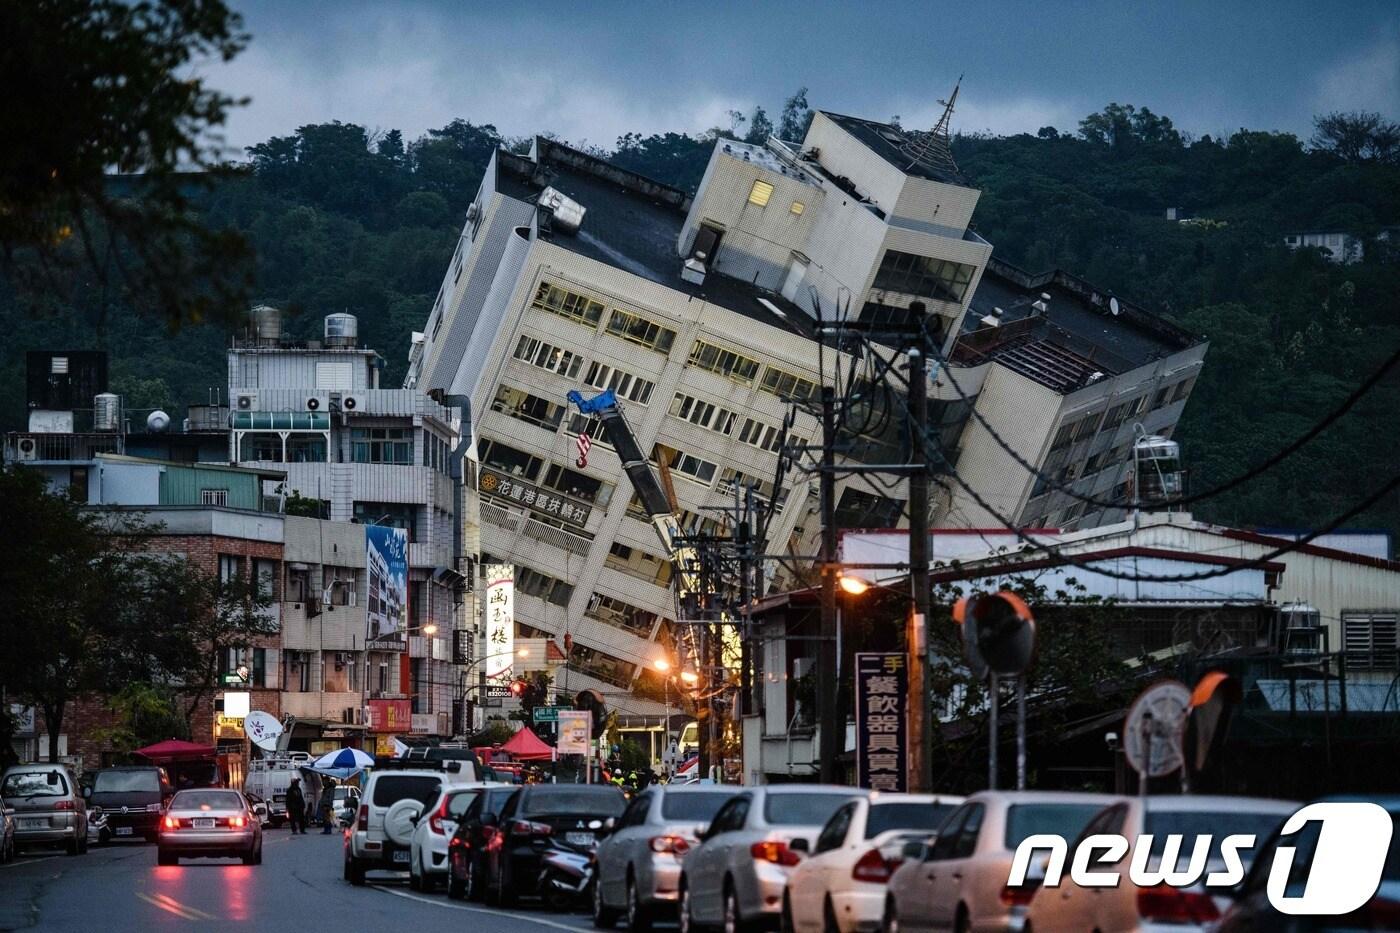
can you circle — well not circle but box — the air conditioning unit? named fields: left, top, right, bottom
left=14, top=437, right=38, bottom=461
left=236, top=393, right=258, bottom=411
left=341, top=392, right=366, bottom=413
left=304, top=394, right=328, bottom=412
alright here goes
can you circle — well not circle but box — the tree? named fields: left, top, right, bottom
left=1311, top=111, right=1400, bottom=164
left=744, top=107, right=774, bottom=145
left=0, top=0, right=253, bottom=327
left=778, top=87, right=814, bottom=141
left=376, top=129, right=406, bottom=163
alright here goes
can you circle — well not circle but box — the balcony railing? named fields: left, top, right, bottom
left=6, top=432, right=122, bottom=462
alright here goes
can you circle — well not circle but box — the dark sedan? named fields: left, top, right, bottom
left=447, top=785, right=519, bottom=900
left=483, top=784, right=626, bottom=906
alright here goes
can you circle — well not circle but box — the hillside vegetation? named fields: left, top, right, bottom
left=2, top=103, right=1397, bottom=534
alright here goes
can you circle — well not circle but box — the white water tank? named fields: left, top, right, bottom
left=147, top=410, right=171, bottom=433
left=94, top=393, right=122, bottom=432
left=325, top=313, right=358, bottom=348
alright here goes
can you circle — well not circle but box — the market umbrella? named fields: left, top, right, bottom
left=134, top=739, right=217, bottom=761
left=307, top=747, right=375, bottom=779
left=500, top=726, right=555, bottom=762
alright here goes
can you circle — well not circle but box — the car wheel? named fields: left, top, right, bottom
left=823, top=898, right=840, bottom=933
left=347, top=855, right=366, bottom=886
left=592, top=872, right=618, bottom=927
left=466, top=856, right=484, bottom=902
left=882, top=899, right=899, bottom=933
left=409, top=857, right=423, bottom=890
left=65, top=837, right=80, bottom=856
left=77, top=832, right=88, bottom=855
left=448, top=854, right=467, bottom=900
left=242, top=846, right=258, bottom=866
left=724, top=882, right=748, bottom=933
left=157, top=849, right=177, bottom=866
left=954, top=905, right=971, bottom=933
left=625, top=874, right=652, bottom=933
left=421, top=864, right=439, bottom=892
left=678, top=881, right=694, bottom=933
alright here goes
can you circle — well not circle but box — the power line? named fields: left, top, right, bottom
left=922, top=318, right=1400, bottom=513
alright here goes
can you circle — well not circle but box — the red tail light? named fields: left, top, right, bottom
left=53, top=800, right=76, bottom=811
left=650, top=835, right=690, bottom=855
left=852, top=848, right=897, bottom=883
left=750, top=841, right=802, bottom=867
left=163, top=816, right=179, bottom=830
left=356, top=804, right=368, bottom=832
left=1136, top=885, right=1220, bottom=923
left=512, top=819, right=552, bottom=836
left=1000, top=884, right=1038, bottom=907
left=428, top=798, right=451, bottom=836
left=228, top=816, right=245, bottom=828
left=449, top=836, right=463, bottom=850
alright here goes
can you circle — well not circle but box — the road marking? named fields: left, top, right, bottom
left=0, top=856, right=58, bottom=870
left=371, top=885, right=593, bottom=932
left=136, top=891, right=214, bottom=921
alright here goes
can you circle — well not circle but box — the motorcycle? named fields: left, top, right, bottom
left=538, top=836, right=598, bottom=911
left=87, top=808, right=110, bottom=845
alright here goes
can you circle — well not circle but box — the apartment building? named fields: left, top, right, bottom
left=228, top=309, right=467, bottom=735
left=404, top=105, right=1207, bottom=715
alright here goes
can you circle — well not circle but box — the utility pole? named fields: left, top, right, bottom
left=907, top=338, right=932, bottom=793
left=737, top=485, right=752, bottom=718
left=818, top=385, right=840, bottom=784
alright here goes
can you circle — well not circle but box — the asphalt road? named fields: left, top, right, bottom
left=0, top=829, right=626, bottom=932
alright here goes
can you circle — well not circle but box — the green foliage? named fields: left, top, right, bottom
left=616, top=739, right=650, bottom=776
left=1311, top=112, right=1400, bottom=164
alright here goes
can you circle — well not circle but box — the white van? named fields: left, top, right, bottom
left=244, top=754, right=310, bottom=826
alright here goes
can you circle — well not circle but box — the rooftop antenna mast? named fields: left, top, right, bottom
left=901, top=75, right=962, bottom=178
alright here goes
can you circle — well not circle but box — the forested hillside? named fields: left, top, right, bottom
left=2, top=101, right=1397, bottom=534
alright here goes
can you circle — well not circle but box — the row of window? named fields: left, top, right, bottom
left=1050, top=378, right=1195, bottom=452
left=512, top=334, right=657, bottom=406
left=532, top=282, right=678, bottom=355
left=745, top=179, right=805, bottom=215
left=688, top=340, right=761, bottom=384
left=605, top=542, right=674, bottom=588
left=586, top=592, right=664, bottom=637
left=480, top=553, right=574, bottom=608
left=653, top=442, right=718, bottom=485
left=871, top=248, right=976, bottom=306
left=670, top=393, right=739, bottom=436
left=568, top=642, right=637, bottom=688
left=478, top=438, right=612, bottom=508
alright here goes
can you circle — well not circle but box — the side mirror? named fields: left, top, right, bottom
left=694, top=822, right=710, bottom=841
left=82, top=786, right=92, bottom=799
left=789, top=837, right=810, bottom=854
left=599, top=817, right=616, bottom=836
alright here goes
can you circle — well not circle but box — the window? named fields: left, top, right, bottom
left=606, top=309, right=676, bottom=354
left=816, top=803, right=856, bottom=853
left=747, top=180, right=774, bottom=206
left=201, top=488, right=229, bottom=506
left=507, top=563, right=573, bottom=607
left=286, top=435, right=327, bottom=462
left=542, top=463, right=611, bottom=506
left=286, top=566, right=309, bottom=603
left=532, top=281, right=605, bottom=328
left=687, top=341, right=760, bottom=384
left=479, top=439, right=544, bottom=480
left=653, top=443, right=717, bottom=485
left=491, top=384, right=566, bottom=431
left=315, top=362, right=353, bottom=390
left=789, top=200, right=805, bottom=216
left=566, top=413, right=613, bottom=448
left=353, top=502, right=418, bottom=542
left=218, top=554, right=242, bottom=583
left=738, top=417, right=784, bottom=453
left=351, top=427, right=413, bottom=464
left=605, top=543, right=673, bottom=587
left=568, top=642, right=636, bottom=688
left=952, top=803, right=985, bottom=858
left=586, top=593, right=662, bottom=637
left=689, top=224, right=723, bottom=263
left=834, top=488, right=904, bottom=528
left=871, top=249, right=976, bottom=305
left=1172, top=377, right=1195, bottom=403
left=670, top=393, right=738, bottom=435
left=718, top=468, right=787, bottom=512
left=584, top=362, right=655, bottom=405
left=254, top=559, right=277, bottom=600
left=1344, top=612, right=1399, bottom=671
left=513, top=335, right=584, bottom=379
left=759, top=366, right=817, bottom=401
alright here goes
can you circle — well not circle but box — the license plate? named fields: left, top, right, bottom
left=193, top=818, right=215, bottom=829
left=115, top=827, right=133, bottom=836
left=565, top=832, right=595, bottom=847
left=18, top=818, right=46, bottom=830
left=392, top=850, right=410, bottom=864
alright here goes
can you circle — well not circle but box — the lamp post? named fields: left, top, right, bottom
left=456, top=647, right=530, bottom=734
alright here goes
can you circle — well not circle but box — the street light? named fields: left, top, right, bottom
left=839, top=573, right=871, bottom=596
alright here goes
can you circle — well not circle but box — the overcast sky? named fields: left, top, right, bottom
left=205, top=0, right=1400, bottom=155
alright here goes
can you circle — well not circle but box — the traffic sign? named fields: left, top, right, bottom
left=532, top=706, right=563, bottom=723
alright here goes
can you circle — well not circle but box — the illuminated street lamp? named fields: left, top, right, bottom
left=838, top=574, right=871, bottom=596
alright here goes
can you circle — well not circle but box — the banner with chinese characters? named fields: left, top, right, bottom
left=366, top=524, right=408, bottom=641
left=484, top=564, right=515, bottom=695
left=480, top=469, right=592, bottom=526
left=367, top=698, right=411, bottom=733
left=855, top=652, right=908, bottom=792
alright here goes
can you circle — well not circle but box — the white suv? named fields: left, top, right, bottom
left=344, top=761, right=475, bottom=885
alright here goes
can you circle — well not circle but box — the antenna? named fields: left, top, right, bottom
left=899, top=74, right=963, bottom=178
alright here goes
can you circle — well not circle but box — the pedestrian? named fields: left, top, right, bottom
left=286, top=777, right=307, bottom=834
left=318, top=790, right=335, bottom=834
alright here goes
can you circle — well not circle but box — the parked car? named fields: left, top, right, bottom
left=0, top=763, right=88, bottom=855
left=0, top=802, right=15, bottom=863
left=331, top=785, right=361, bottom=826
left=156, top=788, right=262, bottom=865
left=244, top=791, right=271, bottom=827
left=1216, top=795, right=1400, bottom=932
left=84, top=765, right=172, bottom=843
left=593, top=783, right=743, bottom=930
left=1023, top=794, right=1294, bottom=933
left=785, top=792, right=965, bottom=933
left=446, top=785, right=519, bottom=901
left=483, top=783, right=627, bottom=906
left=679, top=785, right=869, bottom=933
left=883, top=790, right=1119, bottom=933
left=408, top=782, right=495, bottom=891
left=344, top=767, right=450, bottom=885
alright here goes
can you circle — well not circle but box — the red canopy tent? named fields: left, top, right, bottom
left=134, top=739, right=217, bottom=761
left=499, top=727, right=554, bottom=762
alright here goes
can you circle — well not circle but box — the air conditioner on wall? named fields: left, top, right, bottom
left=304, top=394, right=328, bottom=412
left=341, top=392, right=366, bottom=413
left=15, top=437, right=37, bottom=461
left=236, top=393, right=258, bottom=411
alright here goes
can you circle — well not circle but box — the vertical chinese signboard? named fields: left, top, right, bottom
left=855, top=652, right=908, bottom=792
left=484, top=564, right=514, bottom=698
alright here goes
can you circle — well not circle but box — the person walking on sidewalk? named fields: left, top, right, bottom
left=285, top=778, right=307, bottom=834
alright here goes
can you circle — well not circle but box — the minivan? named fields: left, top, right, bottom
left=86, top=766, right=173, bottom=843
left=1, top=763, right=89, bottom=855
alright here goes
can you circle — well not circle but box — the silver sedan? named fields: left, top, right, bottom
left=157, top=788, right=263, bottom=866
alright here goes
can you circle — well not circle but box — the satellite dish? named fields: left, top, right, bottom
left=244, top=711, right=284, bottom=752
left=954, top=590, right=1036, bottom=677
left=147, top=410, right=170, bottom=432
left=1109, top=296, right=1121, bottom=316
left=1123, top=680, right=1191, bottom=778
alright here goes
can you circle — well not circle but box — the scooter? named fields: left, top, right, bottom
left=87, top=808, right=110, bottom=845
left=539, top=839, right=597, bottom=911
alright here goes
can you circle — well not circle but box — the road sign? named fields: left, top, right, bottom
left=557, top=710, right=591, bottom=755
left=532, top=706, right=564, bottom=723
left=1124, top=680, right=1191, bottom=779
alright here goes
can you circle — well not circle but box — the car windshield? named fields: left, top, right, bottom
left=1004, top=804, right=1105, bottom=850
left=94, top=770, right=160, bottom=793
left=764, top=793, right=856, bottom=826
left=865, top=802, right=959, bottom=839
left=371, top=776, right=442, bottom=808
left=522, top=787, right=626, bottom=817
left=171, top=790, right=243, bottom=810
left=662, top=792, right=735, bottom=822
left=1145, top=810, right=1289, bottom=868
left=2, top=771, right=68, bottom=798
